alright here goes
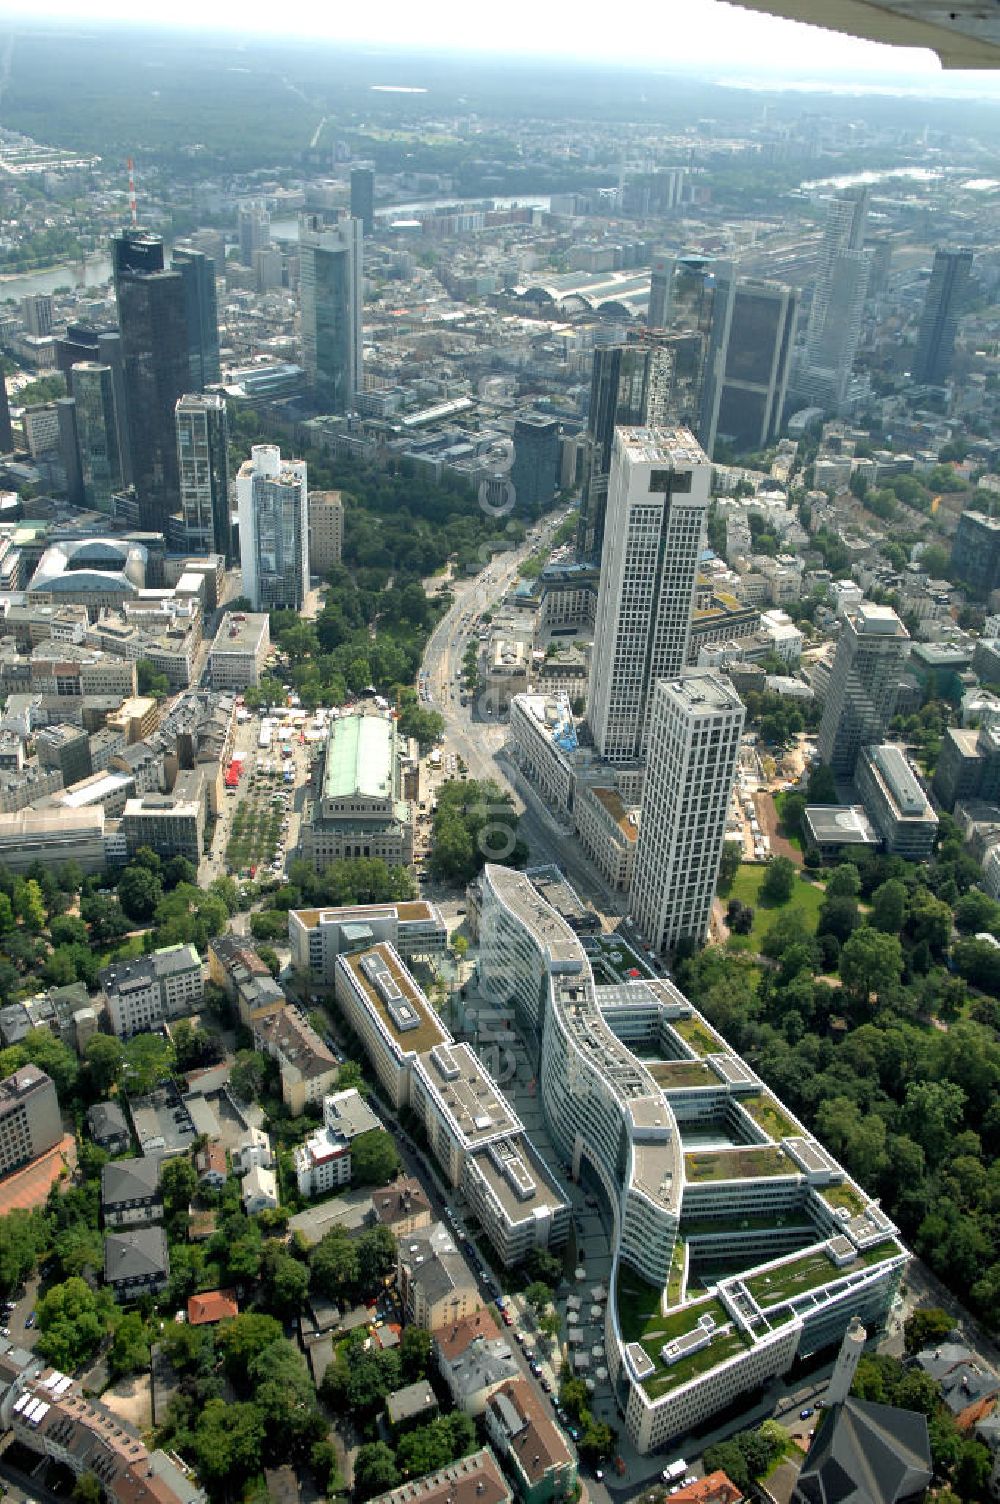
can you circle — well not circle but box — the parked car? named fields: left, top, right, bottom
left=800, top=1408, right=813, bottom=1420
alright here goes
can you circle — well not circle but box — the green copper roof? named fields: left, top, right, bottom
left=323, top=716, right=394, bottom=802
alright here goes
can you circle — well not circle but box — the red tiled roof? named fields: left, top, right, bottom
left=187, top=1289, right=239, bottom=1325
left=670, top=1471, right=743, bottom=1504
left=434, top=1306, right=502, bottom=1360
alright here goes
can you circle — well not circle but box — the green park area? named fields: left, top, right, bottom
left=725, top=864, right=825, bottom=947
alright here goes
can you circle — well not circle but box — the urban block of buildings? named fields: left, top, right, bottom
left=476, top=863, right=907, bottom=1452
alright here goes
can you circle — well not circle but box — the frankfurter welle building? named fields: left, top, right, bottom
left=477, top=864, right=908, bottom=1453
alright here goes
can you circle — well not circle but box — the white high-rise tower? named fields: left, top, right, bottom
left=236, top=444, right=309, bottom=612
left=587, top=426, right=710, bottom=764
left=630, top=670, right=745, bottom=954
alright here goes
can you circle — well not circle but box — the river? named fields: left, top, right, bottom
left=0, top=254, right=114, bottom=304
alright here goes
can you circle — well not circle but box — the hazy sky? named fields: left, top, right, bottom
left=0, top=0, right=956, bottom=78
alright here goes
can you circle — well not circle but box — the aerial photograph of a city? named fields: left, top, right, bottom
left=0, top=4, right=997, bottom=1504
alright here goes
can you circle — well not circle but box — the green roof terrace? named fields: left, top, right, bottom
left=741, top=1094, right=800, bottom=1142
left=684, top=1145, right=793, bottom=1183
left=667, top=1014, right=725, bottom=1058
left=648, top=1060, right=720, bottom=1090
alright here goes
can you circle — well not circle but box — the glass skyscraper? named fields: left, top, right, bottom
left=113, top=229, right=189, bottom=530
left=172, top=246, right=221, bottom=390
left=176, top=393, right=231, bottom=561
left=913, top=248, right=974, bottom=387
left=299, top=215, right=363, bottom=414
left=71, top=361, right=123, bottom=512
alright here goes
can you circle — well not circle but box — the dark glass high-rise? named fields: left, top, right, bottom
left=113, top=228, right=189, bottom=530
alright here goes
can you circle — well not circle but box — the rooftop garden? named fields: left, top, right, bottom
left=860, top=1239, right=904, bottom=1266
left=685, top=1145, right=793, bottom=1183
left=820, top=1182, right=867, bottom=1217
left=648, top=1060, right=719, bottom=1090
left=742, top=1093, right=799, bottom=1142
left=617, top=1267, right=754, bottom=1394
left=643, top=1327, right=751, bottom=1398
left=667, top=1237, right=686, bottom=1307
left=668, top=1013, right=723, bottom=1058
left=744, top=1248, right=840, bottom=1306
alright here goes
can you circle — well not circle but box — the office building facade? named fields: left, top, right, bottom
left=817, top=604, right=910, bottom=776
left=350, top=166, right=375, bottom=235
left=511, top=414, right=559, bottom=516
left=308, top=489, right=344, bottom=576
left=236, top=444, right=309, bottom=611
left=238, top=202, right=270, bottom=267
left=176, top=393, right=231, bottom=560
left=299, top=215, right=363, bottom=413
left=630, top=671, right=745, bottom=953
left=699, top=271, right=798, bottom=457
left=951, top=510, right=1000, bottom=596
left=578, top=345, right=652, bottom=560
left=798, top=189, right=871, bottom=413
left=587, top=426, right=711, bottom=763
left=171, top=246, right=221, bottom=390
left=113, top=229, right=189, bottom=529
left=477, top=863, right=907, bottom=1454
left=647, top=251, right=673, bottom=329
left=912, top=248, right=973, bottom=387
left=71, top=362, right=123, bottom=512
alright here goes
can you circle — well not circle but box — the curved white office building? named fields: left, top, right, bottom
left=477, top=863, right=908, bottom=1454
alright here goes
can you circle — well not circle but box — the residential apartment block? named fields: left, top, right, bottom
left=0, top=1067, right=62, bottom=1178
left=254, top=1006, right=338, bottom=1116
left=99, top=943, right=203, bottom=1038
left=294, top=1087, right=380, bottom=1198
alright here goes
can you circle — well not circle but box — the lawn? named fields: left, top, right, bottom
left=744, top=1249, right=840, bottom=1306
left=726, top=864, right=825, bottom=947
left=772, top=792, right=805, bottom=852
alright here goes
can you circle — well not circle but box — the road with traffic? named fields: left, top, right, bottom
left=419, top=509, right=625, bottom=919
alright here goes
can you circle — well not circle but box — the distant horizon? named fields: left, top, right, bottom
left=0, top=3, right=965, bottom=84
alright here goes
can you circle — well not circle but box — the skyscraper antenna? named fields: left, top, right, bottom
left=127, top=157, right=138, bottom=227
